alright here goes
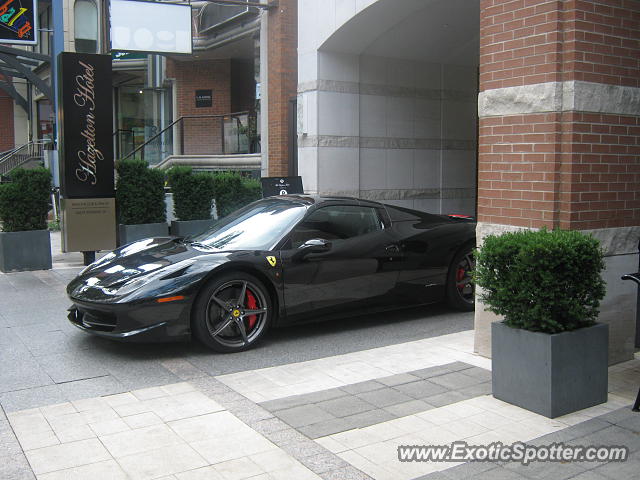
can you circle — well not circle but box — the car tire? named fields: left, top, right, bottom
left=192, top=272, right=273, bottom=352
left=445, top=243, right=475, bottom=312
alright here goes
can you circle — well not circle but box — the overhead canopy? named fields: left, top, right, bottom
left=0, top=45, right=51, bottom=112
left=320, top=0, right=479, bottom=65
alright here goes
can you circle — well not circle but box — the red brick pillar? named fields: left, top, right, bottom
left=475, top=0, right=640, bottom=362
left=267, top=0, right=297, bottom=177
left=0, top=83, right=15, bottom=151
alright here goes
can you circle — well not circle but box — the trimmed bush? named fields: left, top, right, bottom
left=0, top=168, right=51, bottom=232
left=116, top=159, right=166, bottom=225
left=166, top=166, right=216, bottom=221
left=213, top=172, right=261, bottom=217
left=474, top=228, right=606, bottom=334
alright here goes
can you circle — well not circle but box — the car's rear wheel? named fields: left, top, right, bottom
left=192, top=272, right=272, bottom=352
left=446, top=244, right=475, bottom=311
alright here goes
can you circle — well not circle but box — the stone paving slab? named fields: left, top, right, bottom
left=260, top=363, right=493, bottom=439
left=4, top=381, right=331, bottom=480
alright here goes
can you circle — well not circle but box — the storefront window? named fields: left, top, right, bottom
left=37, top=100, right=54, bottom=142
left=74, top=0, right=98, bottom=53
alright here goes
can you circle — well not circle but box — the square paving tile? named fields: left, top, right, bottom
left=99, top=424, right=184, bottom=458
left=355, top=388, right=414, bottom=408
left=36, top=459, right=128, bottom=480
left=24, top=438, right=111, bottom=475
left=316, top=396, right=376, bottom=418
left=340, top=381, right=386, bottom=395
left=394, top=380, right=449, bottom=399
left=275, top=404, right=336, bottom=428
left=117, top=443, right=208, bottom=480
left=428, top=372, right=482, bottom=390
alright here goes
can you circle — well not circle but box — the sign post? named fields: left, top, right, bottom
left=57, top=52, right=116, bottom=254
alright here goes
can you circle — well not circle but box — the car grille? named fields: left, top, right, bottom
left=70, top=307, right=117, bottom=332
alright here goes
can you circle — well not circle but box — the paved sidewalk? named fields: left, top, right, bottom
left=0, top=237, right=638, bottom=480
left=2, top=327, right=638, bottom=480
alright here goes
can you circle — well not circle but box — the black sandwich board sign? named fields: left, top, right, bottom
left=261, top=176, right=304, bottom=197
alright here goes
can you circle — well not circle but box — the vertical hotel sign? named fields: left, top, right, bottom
left=0, top=0, right=36, bottom=44
left=58, top=53, right=116, bottom=252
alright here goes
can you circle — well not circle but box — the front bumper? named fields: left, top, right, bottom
left=67, top=298, right=192, bottom=342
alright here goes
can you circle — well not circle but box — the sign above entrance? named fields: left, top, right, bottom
left=110, top=0, right=192, bottom=55
left=0, top=0, right=36, bottom=45
left=261, top=177, right=304, bottom=197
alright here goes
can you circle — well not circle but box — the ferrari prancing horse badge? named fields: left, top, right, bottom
left=266, top=256, right=277, bottom=267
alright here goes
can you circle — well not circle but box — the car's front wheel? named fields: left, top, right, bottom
left=192, top=272, right=272, bottom=352
left=446, top=244, right=475, bottom=311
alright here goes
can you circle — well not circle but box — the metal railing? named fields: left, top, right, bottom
left=0, top=140, right=52, bottom=177
left=119, top=111, right=258, bottom=165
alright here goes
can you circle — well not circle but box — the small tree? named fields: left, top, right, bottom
left=166, top=166, right=216, bottom=221
left=116, top=159, right=166, bottom=225
left=0, top=168, right=51, bottom=232
left=474, top=228, right=606, bottom=334
left=213, top=172, right=261, bottom=217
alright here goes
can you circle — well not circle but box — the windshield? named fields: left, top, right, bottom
left=190, top=198, right=308, bottom=251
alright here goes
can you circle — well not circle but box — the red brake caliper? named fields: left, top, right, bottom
left=245, top=289, right=258, bottom=330
left=456, top=268, right=466, bottom=290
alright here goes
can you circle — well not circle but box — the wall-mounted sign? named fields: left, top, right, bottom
left=261, top=177, right=304, bottom=197
left=58, top=52, right=114, bottom=199
left=195, top=89, right=212, bottom=108
left=110, top=0, right=192, bottom=55
left=0, top=0, right=37, bottom=45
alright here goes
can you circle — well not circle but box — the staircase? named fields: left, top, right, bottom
left=0, top=140, right=51, bottom=177
left=119, top=112, right=261, bottom=172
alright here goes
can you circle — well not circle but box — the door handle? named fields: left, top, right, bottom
left=385, top=244, right=400, bottom=253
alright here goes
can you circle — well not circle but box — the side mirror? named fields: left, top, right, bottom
left=299, top=238, right=332, bottom=253
left=293, top=238, right=332, bottom=261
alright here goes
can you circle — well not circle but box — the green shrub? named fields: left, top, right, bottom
left=116, top=159, right=166, bottom=225
left=213, top=172, right=261, bottom=217
left=166, top=166, right=215, bottom=221
left=474, top=228, right=606, bottom=334
left=0, top=168, right=51, bottom=232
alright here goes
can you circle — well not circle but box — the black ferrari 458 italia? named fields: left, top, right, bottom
left=67, top=196, right=476, bottom=352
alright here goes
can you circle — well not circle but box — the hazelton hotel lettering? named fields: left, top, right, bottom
left=72, top=61, right=104, bottom=186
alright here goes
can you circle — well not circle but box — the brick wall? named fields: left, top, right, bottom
left=166, top=59, right=231, bottom=155
left=0, top=88, right=14, bottom=152
left=478, top=0, right=640, bottom=230
left=478, top=112, right=640, bottom=229
left=267, top=0, right=297, bottom=176
left=480, top=0, right=640, bottom=90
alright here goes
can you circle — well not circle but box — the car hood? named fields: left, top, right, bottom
left=67, top=237, right=219, bottom=301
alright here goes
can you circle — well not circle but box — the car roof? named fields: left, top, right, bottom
left=266, top=195, right=383, bottom=208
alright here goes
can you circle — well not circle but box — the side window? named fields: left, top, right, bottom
left=289, top=205, right=383, bottom=248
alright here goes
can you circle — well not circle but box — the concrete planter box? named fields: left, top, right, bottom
left=170, top=219, right=215, bottom=238
left=118, top=223, right=169, bottom=246
left=0, top=230, right=52, bottom=272
left=492, top=322, right=608, bottom=418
